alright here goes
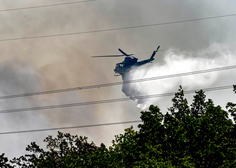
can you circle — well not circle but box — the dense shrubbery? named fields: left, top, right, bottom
left=1, top=86, right=236, bottom=167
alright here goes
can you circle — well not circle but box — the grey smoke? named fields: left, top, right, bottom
left=0, top=0, right=236, bottom=160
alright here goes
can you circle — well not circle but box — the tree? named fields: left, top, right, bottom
left=110, top=86, right=236, bottom=167
left=10, top=132, right=100, bottom=167
left=2, top=85, right=236, bottom=167
left=0, top=153, right=13, bottom=168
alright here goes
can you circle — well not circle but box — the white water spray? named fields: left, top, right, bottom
left=122, top=43, right=236, bottom=110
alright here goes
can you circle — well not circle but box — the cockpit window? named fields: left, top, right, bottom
left=119, top=63, right=124, bottom=67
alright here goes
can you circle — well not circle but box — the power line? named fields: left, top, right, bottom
left=0, top=120, right=141, bottom=135
left=0, top=85, right=233, bottom=114
left=0, top=0, right=96, bottom=12
left=0, top=13, right=235, bottom=42
left=1, top=65, right=235, bottom=99
left=0, top=85, right=234, bottom=135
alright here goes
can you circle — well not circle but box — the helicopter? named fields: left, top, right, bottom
left=92, top=46, right=160, bottom=76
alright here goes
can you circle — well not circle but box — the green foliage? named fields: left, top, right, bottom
left=226, top=85, right=236, bottom=121
left=0, top=153, right=13, bottom=168
left=2, top=85, right=236, bottom=167
left=10, top=132, right=100, bottom=167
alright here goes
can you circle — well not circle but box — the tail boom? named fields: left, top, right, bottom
left=150, top=46, right=160, bottom=59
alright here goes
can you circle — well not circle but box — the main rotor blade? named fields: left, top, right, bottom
left=118, top=48, right=130, bottom=56
left=91, top=55, right=126, bottom=58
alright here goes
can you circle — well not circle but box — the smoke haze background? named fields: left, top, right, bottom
left=0, top=0, right=236, bottom=159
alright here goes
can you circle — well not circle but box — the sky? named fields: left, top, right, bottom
left=0, top=0, right=236, bottom=159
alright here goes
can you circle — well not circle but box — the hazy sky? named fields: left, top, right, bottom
left=0, top=0, right=236, bottom=159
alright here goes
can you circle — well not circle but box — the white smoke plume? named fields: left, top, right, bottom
left=122, top=43, right=236, bottom=110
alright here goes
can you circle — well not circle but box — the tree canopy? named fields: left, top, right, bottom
left=2, top=85, right=236, bottom=167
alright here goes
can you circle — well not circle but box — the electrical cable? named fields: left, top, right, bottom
left=0, top=65, right=235, bottom=99
left=0, top=0, right=96, bottom=12
left=0, top=120, right=141, bottom=135
left=0, top=84, right=233, bottom=114
left=0, top=13, right=235, bottom=42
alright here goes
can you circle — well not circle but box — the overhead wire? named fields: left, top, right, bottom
left=0, top=85, right=233, bottom=114
left=0, top=0, right=96, bottom=12
left=0, top=13, right=236, bottom=42
left=0, top=120, right=141, bottom=135
left=0, top=65, right=235, bottom=99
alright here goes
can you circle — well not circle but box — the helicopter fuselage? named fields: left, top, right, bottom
left=114, top=56, right=154, bottom=76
